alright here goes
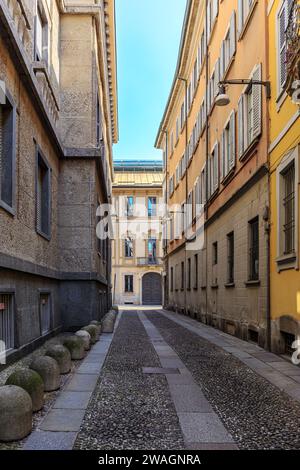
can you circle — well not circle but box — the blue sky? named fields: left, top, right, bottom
left=113, top=0, right=187, bottom=161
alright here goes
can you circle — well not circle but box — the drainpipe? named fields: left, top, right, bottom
left=264, top=1, right=272, bottom=352
left=205, top=0, right=209, bottom=321
left=178, top=77, right=189, bottom=315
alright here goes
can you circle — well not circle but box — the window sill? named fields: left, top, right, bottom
left=201, top=285, right=207, bottom=290
left=244, top=279, right=260, bottom=287
left=276, top=253, right=297, bottom=271
left=36, top=228, right=51, bottom=241
left=239, top=138, right=259, bottom=163
left=0, top=200, right=16, bottom=217
left=211, top=284, right=219, bottom=290
left=225, top=282, right=235, bottom=288
left=193, top=286, right=198, bottom=291
left=221, top=167, right=235, bottom=187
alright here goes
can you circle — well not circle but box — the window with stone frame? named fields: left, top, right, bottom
left=187, top=258, right=191, bottom=290
left=227, top=232, right=234, bottom=284
left=124, top=237, right=133, bottom=258
left=36, top=150, right=51, bottom=239
left=277, top=147, right=299, bottom=269
left=181, top=261, right=185, bottom=290
left=124, top=275, right=133, bottom=293
left=35, top=2, right=48, bottom=64
left=194, top=254, right=198, bottom=289
left=0, top=90, right=16, bottom=213
left=248, top=217, right=259, bottom=281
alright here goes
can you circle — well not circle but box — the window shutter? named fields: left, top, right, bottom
left=230, top=11, right=236, bottom=59
left=279, top=6, right=287, bottom=88
left=229, top=111, right=236, bottom=170
left=238, top=0, right=243, bottom=36
left=215, top=58, right=220, bottom=98
left=212, top=0, right=219, bottom=22
left=238, top=95, right=244, bottom=158
left=220, top=130, right=225, bottom=181
left=213, top=143, right=219, bottom=191
left=1, top=104, right=14, bottom=207
left=207, top=1, right=211, bottom=38
left=252, top=63, right=262, bottom=140
left=220, top=41, right=225, bottom=79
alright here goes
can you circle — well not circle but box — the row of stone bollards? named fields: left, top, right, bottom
left=0, top=309, right=118, bottom=442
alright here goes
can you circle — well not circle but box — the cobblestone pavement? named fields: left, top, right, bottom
left=74, top=311, right=185, bottom=450
left=146, top=311, right=300, bottom=450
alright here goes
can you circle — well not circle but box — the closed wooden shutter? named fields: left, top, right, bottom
left=213, top=142, right=219, bottom=192
left=238, top=0, right=243, bottom=36
left=238, top=95, right=245, bottom=158
left=279, top=5, right=287, bottom=88
left=252, top=63, right=262, bottom=140
left=220, top=41, right=225, bottom=79
left=229, top=111, right=236, bottom=170
left=220, top=130, right=225, bottom=181
left=230, top=11, right=236, bottom=58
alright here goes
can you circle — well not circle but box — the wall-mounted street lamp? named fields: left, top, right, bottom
left=215, top=79, right=271, bottom=107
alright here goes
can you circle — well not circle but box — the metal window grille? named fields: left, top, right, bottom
left=0, top=294, right=14, bottom=351
left=40, top=293, right=51, bottom=336
left=283, top=163, right=295, bottom=255
left=249, top=218, right=259, bottom=281
left=227, top=232, right=234, bottom=283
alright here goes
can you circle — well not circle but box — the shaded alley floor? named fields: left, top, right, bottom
left=73, top=309, right=300, bottom=450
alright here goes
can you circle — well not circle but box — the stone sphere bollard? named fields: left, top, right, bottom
left=90, top=321, right=102, bottom=336
left=63, top=336, right=85, bottom=360
left=75, top=330, right=91, bottom=351
left=45, top=345, right=72, bottom=375
left=5, top=369, right=44, bottom=412
left=82, top=325, right=99, bottom=344
left=30, top=356, right=60, bottom=392
left=0, top=385, right=32, bottom=442
left=102, top=315, right=115, bottom=333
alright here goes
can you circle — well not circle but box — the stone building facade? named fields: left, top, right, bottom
left=112, top=161, right=163, bottom=306
left=0, top=0, right=118, bottom=364
left=156, top=0, right=270, bottom=349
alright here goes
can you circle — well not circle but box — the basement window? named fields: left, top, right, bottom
left=0, top=293, right=14, bottom=352
left=248, top=329, right=258, bottom=344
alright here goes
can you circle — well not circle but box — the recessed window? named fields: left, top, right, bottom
left=39, top=293, right=51, bottom=336
left=125, top=196, right=134, bottom=216
left=36, top=150, right=51, bottom=238
left=125, top=275, right=133, bottom=293
left=282, top=163, right=295, bottom=255
left=213, top=242, right=218, bottom=265
left=148, top=197, right=157, bottom=217
left=187, top=258, right=191, bottom=290
left=148, top=237, right=157, bottom=262
left=0, top=93, right=16, bottom=212
left=227, top=232, right=234, bottom=284
left=124, top=237, right=133, bottom=258
left=35, top=4, right=48, bottom=64
left=0, top=293, right=14, bottom=352
left=181, top=261, right=185, bottom=290
left=170, top=267, right=174, bottom=292
left=194, top=254, right=198, bottom=289
left=249, top=217, right=259, bottom=281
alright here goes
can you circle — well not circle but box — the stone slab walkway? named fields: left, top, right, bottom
left=23, top=315, right=121, bottom=450
left=138, top=312, right=237, bottom=450
left=161, top=309, right=300, bottom=402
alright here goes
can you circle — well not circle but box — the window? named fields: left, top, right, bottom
left=35, top=4, right=48, bottom=64
left=207, top=0, right=219, bottom=39
left=124, top=237, right=133, bottom=258
left=187, top=258, right=191, bottom=290
left=277, top=0, right=294, bottom=92
left=169, top=175, right=174, bottom=196
left=221, top=112, right=235, bottom=180
left=220, top=12, right=236, bottom=78
left=0, top=91, right=16, bottom=212
left=40, top=293, right=51, bottom=335
left=249, top=217, right=259, bottom=281
left=238, top=64, right=262, bottom=158
left=193, top=60, right=198, bottom=94
left=170, top=267, right=174, bottom=292
left=96, top=92, right=102, bottom=146
left=148, top=197, right=157, bottom=217
left=194, top=254, right=198, bottom=289
left=0, top=293, right=14, bottom=352
left=181, top=261, right=185, bottom=290
left=125, top=196, right=134, bottom=216
left=36, top=150, right=51, bottom=238
left=181, top=202, right=185, bottom=234
left=148, top=237, right=157, bottom=262
left=282, top=331, right=295, bottom=357
left=180, top=102, right=185, bottom=130
left=125, top=275, right=133, bottom=293
left=283, top=163, right=295, bottom=255
left=213, top=242, right=218, bottom=265
left=187, top=191, right=193, bottom=227
left=176, top=117, right=179, bottom=143
left=209, top=142, right=219, bottom=197
left=238, top=0, right=255, bottom=36
left=227, top=232, right=234, bottom=283
left=170, top=132, right=174, bottom=156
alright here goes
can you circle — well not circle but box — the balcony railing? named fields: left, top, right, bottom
left=137, top=257, right=163, bottom=266
left=285, top=0, right=300, bottom=98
